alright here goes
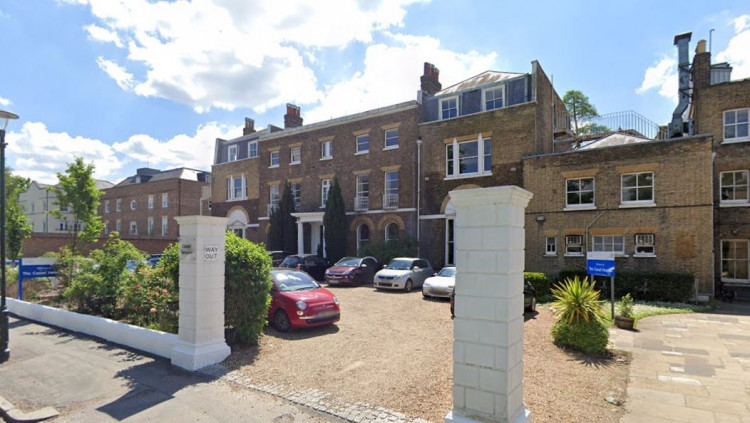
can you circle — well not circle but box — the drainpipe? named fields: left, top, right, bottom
left=416, top=136, right=422, bottom=255
left=584, top=210, right=607, bottom=254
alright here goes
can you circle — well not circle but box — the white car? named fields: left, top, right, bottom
left=422, top=267, right=456, bottom=299
left=373, top=257, right=434, bottom=292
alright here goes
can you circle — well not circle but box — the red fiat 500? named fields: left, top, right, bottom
left=268, top=269, right=340, bottom=333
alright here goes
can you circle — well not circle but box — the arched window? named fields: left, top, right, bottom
left=357, top=224, right=370, bottom=252
left=385, top=222, right=399, bottom=242
left=227, top=208, right=248, bottom=239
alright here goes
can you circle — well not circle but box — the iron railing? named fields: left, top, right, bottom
left=383, top=194, right=399, bottom=209
left=354, top=196, right=369, bottom=211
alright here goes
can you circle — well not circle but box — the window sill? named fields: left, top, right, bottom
left=290, top=162, right=300, bottom=166
left=563, top=205, right=596, bottom=212
left=722, top=137, right=750, bottom=144
left=633, top=254, right=657, bottom=258
left=383, top=145, right=399, bottom=151
left=269, top=165, right=279, bottom=169
left=320, top=157, right=333, bottom=161
left=564, top=253, right=584, bottom=257
left=444, top=172, right=492, bottom=181
left=226, top=198, right=248, bottom=202
left=721, top=278, right=750, bottom=284
left=619, top=201, right=656, bottom=208
left=355, top=151, right=369, bottom=156
left=544, top=254, right=558, bottom=258
left=719, top=202, right=750, bottom=208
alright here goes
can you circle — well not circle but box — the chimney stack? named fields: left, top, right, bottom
left=284, top=103, right=303, bottom=129
left=668, top=32, right=692, bottom=138
left=692, top=39, right=711, bottom=90
left=243, top=117, right=255, bottom=135
left=420, top=62, right=442, bottom=95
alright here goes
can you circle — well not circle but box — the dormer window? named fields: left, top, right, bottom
left=483, top=86, right=505, bottom=111
left=228, top=145, right=238, bottom=162
left=440, top=97, right=458, bottom=120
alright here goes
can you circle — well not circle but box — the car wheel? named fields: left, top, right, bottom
left=404, top=279, right=413, bottom=292
left=526, top=297, right=537, bottom=313
left=274, top=309, right=292, bottom=333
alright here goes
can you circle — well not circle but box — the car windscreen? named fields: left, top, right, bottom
left=335, top=257, right=361, bottom=267
left=438, top=267, right=456, bottom=277
left=280, top=256, right=301, bottom=267
left=273, top=271, right=320, bottom=292
left=386, top=259, right=413, bottom=270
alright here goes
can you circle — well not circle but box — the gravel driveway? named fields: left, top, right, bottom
left=225, top=285, right=629, bottom=423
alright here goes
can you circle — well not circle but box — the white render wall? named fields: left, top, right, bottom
left=446, top=186, right=532, bottom=423
left=171, top=215, right=231, bottom=371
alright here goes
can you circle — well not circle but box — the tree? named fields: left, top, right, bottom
left=50, top=157, right=105, bottom=255
left=267, top=183, right=297, bottom=252
left=563, top=90, right=600, bottom=136
left=323, top=178, right=346, bottom=263
left=5, top=168, right=32, bottom=261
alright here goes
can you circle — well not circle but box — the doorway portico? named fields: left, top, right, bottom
left=291, top=212, right=326, bottom=257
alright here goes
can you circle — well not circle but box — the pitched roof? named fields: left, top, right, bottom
left=436, top=70, right=525, bottom=96
left=578, top=132, right=652, bottom=150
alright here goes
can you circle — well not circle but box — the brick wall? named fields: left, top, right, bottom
left=21, top=233, right=173, bottom=257
left=523, top=135, right=715, bottom=293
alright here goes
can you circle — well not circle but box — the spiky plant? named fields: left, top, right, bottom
left=551, top=276, right=606, bottom=325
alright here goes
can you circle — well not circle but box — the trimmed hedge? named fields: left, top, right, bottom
left=524, top=272, right=550, bottom=297
left=555, top=269, right=695, bottom=303
left=551, top=320, right=609, bottom=354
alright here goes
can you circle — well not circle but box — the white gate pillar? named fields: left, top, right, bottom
left=171, top=216, right=231, bottom=371
left=446, top=186, right=533, bottom=423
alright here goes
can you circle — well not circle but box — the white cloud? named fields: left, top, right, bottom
left=65, top=0, right=430, bottom=113
left=112, top=122, right=241, bottom=171
left=0, top=96, right=10, bottom=107
left=635, top=55, right=677, bottom=103
left=5, top=122, right=124, bottom=184
left=96, top=57, right=134, bottom=90
left=305, top=33, right=498, bottom=123
left=84, top=23, right=123, bottom=47
left=716, top=14, right=750, bottom=81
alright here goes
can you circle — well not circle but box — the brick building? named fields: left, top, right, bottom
left=99, top=167, right=211, bottom=253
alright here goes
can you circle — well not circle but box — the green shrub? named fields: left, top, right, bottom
left=598, top=271, right=694, bottom=303
left=551, top=276, right=606, bottom=325
left=551, top=320, right=609, bottom=354
left=155, top=243, right=179, bottom=293
left=618, top=293, right=634, bottom=318
left=358, top=237, right=419, bottom=266
left=524, top=272, right=550, bottom=297
left=224, top=231, right=273, bottom=344
left=122, top=265, right=178, bottom=333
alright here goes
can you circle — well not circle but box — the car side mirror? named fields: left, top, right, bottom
left=433, top=272, right=438, bottom=276
left=412, top=266, right=420, bottom=271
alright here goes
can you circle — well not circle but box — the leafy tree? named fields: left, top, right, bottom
left=50, top=157, right=105, bottom=255
left=5, top=168, right=32, bottom=260
left=268, top=182, right=297, bottom=252
left=358, top=237, right=418, bottom=266
left=563, top=90, right=600, bottom=136
left=323, top=178, right=346, bottom=263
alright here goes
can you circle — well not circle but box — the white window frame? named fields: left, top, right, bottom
left=439, top=96, right=458, bottom=120
left=248, top=140, right=259, bottom=158
left=130, top=199, right=137, bottom=211
left=228, top=145, right=238, bottom=162
left=292, top=182, right=301, bottom=212
left=721, top=239, right=749, bottom=282
left=269, top=184, right=280, bottom=215
left=321, top=179, right=332, bottom=208
left=564, top=235, right=583, bottom=257
left=634, top=233, right=656, bottom=257
left=445, top=217, right=455, bottom=266
left=227, top=175, right=247, bottom=201
left=148, top=195, right=154, bottom=209
left=129, top=221, right=137, bottom=235
left=103, top=221, right=109, bottom=235
left=723, top=108, right=750, bottom=143
left=720, top=170, right=749, bottom=206
left=445, top=135, right=492, bottom=179
left=385, top=222, right=399, bottom=242
left=356, top=224, right=370, bottom=252
left=270, top=150, right=280, bottom=168
left=147, top=217, right=154, bottom=236
left=545, top=237, right=557, bottom=256
left=290, top=146, right=301, bottom=165
left=593, top=235, right=626, bottom=256
left=482, top=85, right=505, bottom=111
left=116, top=219, right=122, bottom=233
left=321, top=141, right=333, bottom=160
left=116, top=199, right=122, bottom=212
left=161, top=193, right=168, bottom=208
left=384, top=170, right=399, bottom=209
left=104, top=200, right=110, bottom=213
left=355, top=134, right=369, bottom=155
left=620, top=172, right=655, bottom=207
left=565, top=178, right=596, bottom=211
left=384, top=128, right=399, bottom=150
left=161, top=216, right=168, bottom=237
left=355, top=174, right=369, bottom=211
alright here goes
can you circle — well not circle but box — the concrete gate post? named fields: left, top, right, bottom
left=171, top=216, right=231, bottom=371
left=445, top=186, right=533, bottom=423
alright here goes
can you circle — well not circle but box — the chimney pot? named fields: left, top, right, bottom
left=243, top=117, right=255, bottom=136
left=420, top=62, right=442, bottom=96
left=284, top=103, right=303, bottom=128
left=696, top=40, right=707, bottom=54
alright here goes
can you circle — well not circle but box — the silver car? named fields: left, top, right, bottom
left=373, top=257, right=433, bottom=292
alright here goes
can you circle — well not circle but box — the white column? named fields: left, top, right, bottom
left=171, top=216, right=231, bottom=371
left=297, top=221, right=304, bottom=254
left=445, top=186, right=533, bottom=423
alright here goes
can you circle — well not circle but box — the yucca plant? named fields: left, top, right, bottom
left=551, top=276, right=606, bottom=325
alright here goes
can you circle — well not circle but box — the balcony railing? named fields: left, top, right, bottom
left=383, top=194, right=399, bottom=209
left=354, top=196, right=369, bottom=211
left=267, top=203, right=279, bottom=216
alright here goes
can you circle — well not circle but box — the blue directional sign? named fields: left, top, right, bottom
left=17, top=258, right=58, bottom=300
left=587, top=252, right=615, bottom=277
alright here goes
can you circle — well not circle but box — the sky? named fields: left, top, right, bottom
left=0, top=0, right=748, bottom=185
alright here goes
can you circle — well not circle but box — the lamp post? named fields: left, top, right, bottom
left=0, top=109, right=19, bottom=363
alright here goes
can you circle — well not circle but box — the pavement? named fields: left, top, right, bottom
left=0, top=316, right=343, bottom=423
left=611, top=301, right=750, bottom=423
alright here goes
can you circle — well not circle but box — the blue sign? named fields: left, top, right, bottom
left=20, top=265, right=57, bottom=279
left=587, top=252, right=615, bottom=277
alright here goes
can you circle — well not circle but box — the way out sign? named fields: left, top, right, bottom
left=587, top=251, right=615, bottom=277
left=203, top=244, right=221, bottom=261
